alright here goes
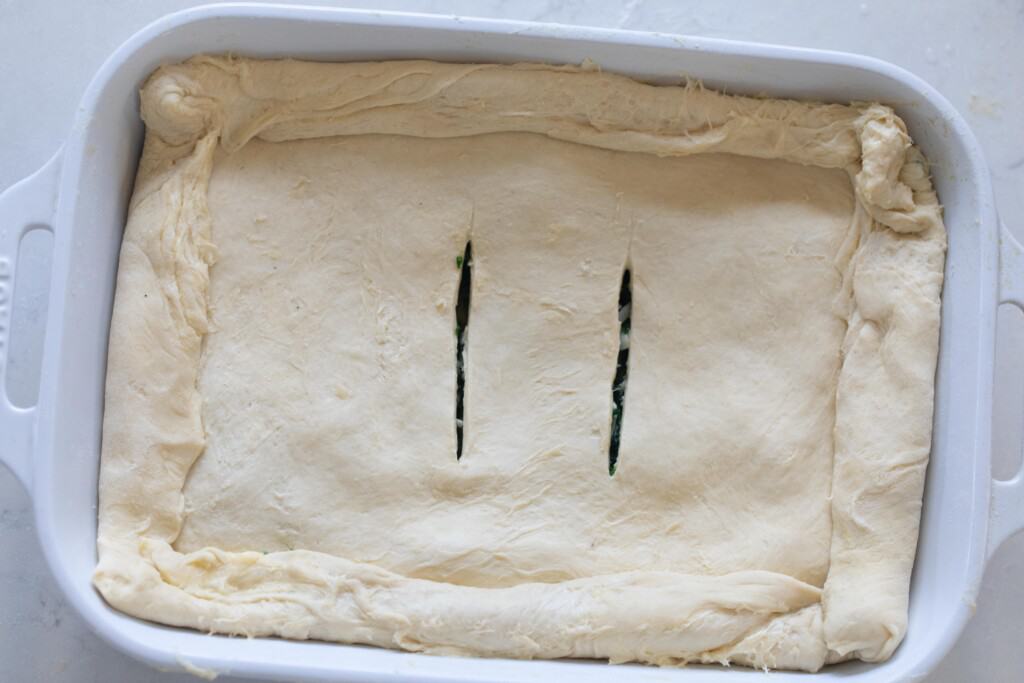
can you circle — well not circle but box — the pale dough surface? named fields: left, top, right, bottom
left=94, top=57, right=946, bottom=672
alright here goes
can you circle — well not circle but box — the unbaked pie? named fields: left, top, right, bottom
left=94, top=57, right=946, bottom=672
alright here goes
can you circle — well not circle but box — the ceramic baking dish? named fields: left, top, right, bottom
left=0, top=3, right=1021, bottom=681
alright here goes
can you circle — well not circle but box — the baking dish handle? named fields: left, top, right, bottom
left=990, top=221, right=1024, bottom=558
left=0, top=150, right=62, bottom=492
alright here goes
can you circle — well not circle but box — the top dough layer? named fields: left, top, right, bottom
left=177, top=134, right=852, bottom=592
left=94, top=57, right=946, bottom=673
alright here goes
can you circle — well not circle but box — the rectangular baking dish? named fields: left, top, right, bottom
left=1, top=3, right=1022, bottom=681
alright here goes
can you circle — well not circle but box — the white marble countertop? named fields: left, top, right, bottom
left=1, top=1, right=1022, bottom=680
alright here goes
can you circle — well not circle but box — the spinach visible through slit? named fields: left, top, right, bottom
left=456, top=242, right=472, bottom=459
left=454, top=247, right=629, bottom=470
left=610, top=269, right=631, bottom=475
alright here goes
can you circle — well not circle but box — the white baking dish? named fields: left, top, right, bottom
left=0, top=3, right=1021, bottom=681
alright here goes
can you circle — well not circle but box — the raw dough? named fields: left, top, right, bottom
left=94, top=57, right=946, bottom=672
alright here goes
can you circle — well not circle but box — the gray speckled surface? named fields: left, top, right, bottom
left=1, top=1, right=1022, bottom=680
